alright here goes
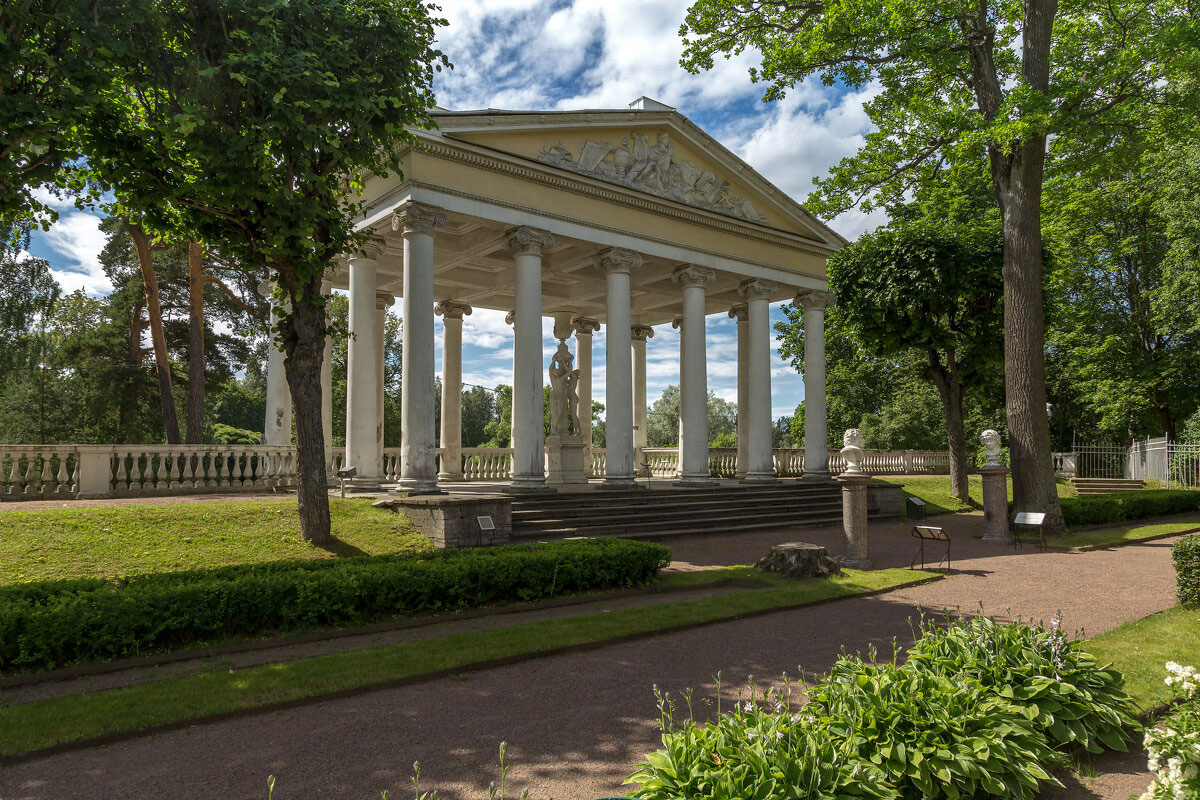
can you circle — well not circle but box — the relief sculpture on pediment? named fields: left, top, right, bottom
left=537, top=131, right=769, bottom=225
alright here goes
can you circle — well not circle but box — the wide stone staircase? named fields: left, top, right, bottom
left=510, top=481, right=869, bottom=541
left=1069, top=478, right=1146, bottom=495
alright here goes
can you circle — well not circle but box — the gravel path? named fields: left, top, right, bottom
left=0, top=513, right=1185, bottom=800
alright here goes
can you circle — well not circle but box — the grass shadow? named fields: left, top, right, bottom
left=312, top=536, right=372, bottom=558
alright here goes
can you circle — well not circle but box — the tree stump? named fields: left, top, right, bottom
left=754, top=542, right=843, bottom=578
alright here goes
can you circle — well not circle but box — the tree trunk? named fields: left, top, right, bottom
left=277, top=268, right=331, bottom=544
left=186, top=242, right=205, bottom=444
left=128, top=222, right=181, bottom=445
left=928, top=353, right=971, bottom=503
left=115, top=300, right=146, bottom=443
left=993, top=149, right=1065, bottom=531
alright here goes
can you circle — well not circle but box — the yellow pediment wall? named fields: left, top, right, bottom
left=447, top=126, right=801, bottom=236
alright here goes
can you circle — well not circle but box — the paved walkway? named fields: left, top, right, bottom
left=0, top=515, right=1183, bottom=800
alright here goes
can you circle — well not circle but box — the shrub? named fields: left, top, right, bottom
left=906, top=614, right=1140, bottom=753
left=630, top=681, right=898, bottom=800
left=812, top=658, right=1060, bottom=800
left=1059, top=489, right=1200, bottom=528
left=1173, top=535, right=1200, bottom=608
left=1141, top=662, right=1200, bottom=800
left=630, top=617, right=1142, bottom=800
left=0, top=539, right=670, bottom=671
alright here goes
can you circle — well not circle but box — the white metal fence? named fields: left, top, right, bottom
left=1127, top=436, right=1200, bottom=489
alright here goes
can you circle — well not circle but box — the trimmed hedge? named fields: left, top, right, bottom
left=1060, top=489, right=1200, bottom=528
left=0, top=539, right=670, bottom=672
left=1175, top=534, right=1200, bottom=608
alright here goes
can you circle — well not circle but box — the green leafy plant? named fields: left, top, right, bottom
left=1059, top=490, right=1200, bottom=527
left=0, top=539, right=670, bottom=671
left=906, top=614, right=1140, bottom=753
left=1141, top=662, right=1200, bottom=799
left=1173, top=535, right=1200, bottom=607
left=811, top=657, right=1061, bottom=800
left=630, top=678, right=897, bottom=800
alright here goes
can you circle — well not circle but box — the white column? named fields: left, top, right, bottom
left=671, top=316, right=684, bottom=470
left=674, top=265, right=716, bottom=485
left=598, top=247, right=642, bottom=487
left=797, top=290, right=835, bottom=479
left=741, top=278, right=778, bottom=481
left=504, top=310, right=519, bottom=455
left=261, top=282, right=292, bottom=446
left=344, top=249, right=380, bottom=489
left=573, top=318, right=599, bottom=451
left=508, top=226, right=555, bottom=490
left=631, top=324, right=653, bottom=474
left=394, top=201, right=447, bottom=493
left=436, top=301, right=472, bottom=480
left=375, top=291, right=394, bottom=477
left=321, top=280, right=333, bottom=471
left=729, top=304, right=749, bottom=479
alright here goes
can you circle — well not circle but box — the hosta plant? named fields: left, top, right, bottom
left=906, top=613, right=1141, bottom=753
left=629, top=681, right=898, bottom=800
left=811, top=657, right=1062, bottom=800
left=1141, top=662, right=1200, bottom=800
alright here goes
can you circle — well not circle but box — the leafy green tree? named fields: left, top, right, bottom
left=645, top=385, right=738, bottom=447
left=680, top=0, right=1192, bottom=525
left=1045, top=135, right=1200, bottom=441
left=461, top=385, right=496, bottom=448
left=824, top=224, right=1004, bottom=499
left=0, top=0, right=131, bottom=230
left=0, top=235, right=59, bottom=374
left=83, top=0, right=447, bottom=541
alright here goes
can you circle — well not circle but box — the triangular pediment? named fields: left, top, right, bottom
left=426, top=107, right=843, bottom=249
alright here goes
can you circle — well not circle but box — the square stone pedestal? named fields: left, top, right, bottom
left=374, top=493, right=512, bottom=548
left=546, top=435, right=588, bottom=486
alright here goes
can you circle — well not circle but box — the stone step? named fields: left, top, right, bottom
left=513, top=498, right=844, bottom=527
left=509, top=483, right=838, bottom=510
left=510, top=489, right=840, bottom=517
left=524, top=516, right=849, bottom=542
left=512, top=507, right=849, bottom=540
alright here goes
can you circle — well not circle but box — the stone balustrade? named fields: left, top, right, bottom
left=0, top=442, right=997, bottom=502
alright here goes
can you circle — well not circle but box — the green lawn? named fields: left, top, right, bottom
left=0, top=498, right=430, bottom=585
left=1051, top=519, right=1200, bottom=551
left=1088, top=607, right=1200, bottom=711
left=0, top=567, right=936, bottom=757
left=877, top=474, right=1076, bottom=516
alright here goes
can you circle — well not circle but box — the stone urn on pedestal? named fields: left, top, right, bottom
left=836, top=428, right=873, bottom=570
left=979, top=429, right=1013, bottom=544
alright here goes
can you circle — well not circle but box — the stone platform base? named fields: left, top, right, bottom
left=754, top=542, right=843, bottom=578
left=374, top=493, right=512, bottom=548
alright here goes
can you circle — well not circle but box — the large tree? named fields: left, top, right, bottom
left=680, top=0, right=1191, bottom=528
left=827, top=224, right=1004, bottom=500
left=83, top=0, right=447, bottom=542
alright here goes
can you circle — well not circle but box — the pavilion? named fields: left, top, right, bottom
left=261, top=97, right=842, bottom=493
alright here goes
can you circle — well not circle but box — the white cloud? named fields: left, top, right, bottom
left=39, top=210, right=112, bottom=296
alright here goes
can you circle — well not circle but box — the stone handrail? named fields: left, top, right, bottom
left=1, top=443, right=963, bottom=501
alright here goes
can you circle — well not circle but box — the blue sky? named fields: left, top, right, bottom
left=22, top=0, right=885, bottom=422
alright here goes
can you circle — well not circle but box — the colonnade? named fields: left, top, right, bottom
left=262, top=200, right=836, bottom=490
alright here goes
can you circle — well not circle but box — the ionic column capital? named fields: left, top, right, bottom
left=375, top=292, right=395, bottom=311
left=671, top=316, right=683, bottom=331
left=507, top=226, right=556, bottom=255
left=794, top=288, right=836, bottom=311
left=596, top=247, right=643, bottom=275
left=739, top=278, right=778, bottom=302
left=572, top=317, right=600, bottom=336
left=728, top=303, right=748, bottom=322
left=434, top=300, right=473, bottom=320
left=505, top=310, right=516, bottom=326
left=672, top=264, right=716, bottom=289
left=631, top=324, right=655, bottom=342
left=391, top=201, right=448, bottom=236
left=351, top=240, right=384, bottom=262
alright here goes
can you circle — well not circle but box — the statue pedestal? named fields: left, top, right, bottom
left=837, top=472, right=873, bottom=570
left=980, top=465, right=1013, bottom=544
left=546, top=435, right=588, bottom=486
